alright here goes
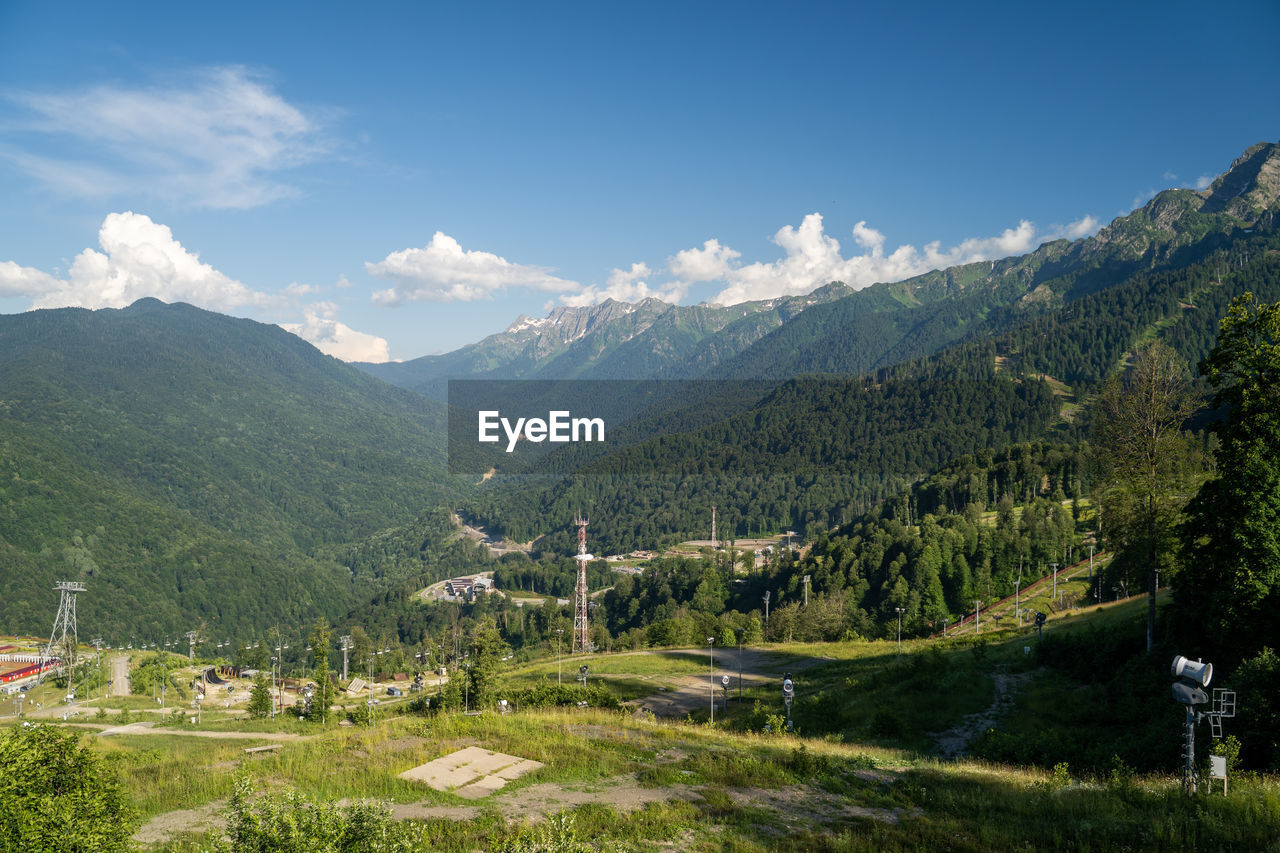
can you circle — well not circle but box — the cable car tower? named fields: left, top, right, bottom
left=573, top=513, right=592, bottom=653
left=43, top=581, right=85, bottom=681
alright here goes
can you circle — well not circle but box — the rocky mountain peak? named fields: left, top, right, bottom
left=1200, top=141, right=1280, bottom=218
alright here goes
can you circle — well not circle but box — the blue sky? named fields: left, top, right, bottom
left=1, top=1, right=1277, bottom=362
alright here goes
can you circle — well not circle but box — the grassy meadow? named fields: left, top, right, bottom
left=6, top=598, right=1280, bottom=851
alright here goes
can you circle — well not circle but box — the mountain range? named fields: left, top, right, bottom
left=1, top=140, right=1277, bottom=643
left=362, top=141, right=1279, bottom=389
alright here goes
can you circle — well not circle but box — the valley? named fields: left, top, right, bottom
left=3, top=141, right=1280, bottom=850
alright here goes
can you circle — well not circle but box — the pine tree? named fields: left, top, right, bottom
left=247, top=676, right=272, bottom=719
left=1178, top=293, right=1280, bottom=661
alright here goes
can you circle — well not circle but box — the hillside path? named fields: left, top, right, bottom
left=625, top=648, right=828, bottom=719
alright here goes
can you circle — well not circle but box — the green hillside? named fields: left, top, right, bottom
left=0, top=299, right=457, bottom=641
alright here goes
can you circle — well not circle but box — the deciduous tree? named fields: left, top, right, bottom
left=1092, top=340, right=1202, bottom=651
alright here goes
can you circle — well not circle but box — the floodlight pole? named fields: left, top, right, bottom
left=707, top=637, right=715, bottom=724
left=556, top=629, right=563, bottom=685
left=895, top=608, right=904, bottom=659
left=737, top=630, right=743, bottom=701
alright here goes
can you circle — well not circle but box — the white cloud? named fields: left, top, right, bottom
left=558, top=261, right=688, bottom=307
left=284, top=281, right=321, bottom=297
left=367, top=232, right=578, bottom=304
left=1195, top=174, right=1214, bottom=190
left=667, top=239, right=740, bottom=283
left=669, top=212, right=1099, bottom=306
left=703, top=213, right=1036, bottom=305
left=0, top=261, right=61, bottom=297
left=1131, top=189, right=1158, bottom=210
left=1163, top=171, right=1179, bottom=181
left=1049, top=215, right=1100, bottom=241
left=5, top=66, right=327, bottom=208
left=335, top=274, right=354, bottom=290
left=280, top=302, right=390, bottom=363
left=6, top=211, right=271, bottom=311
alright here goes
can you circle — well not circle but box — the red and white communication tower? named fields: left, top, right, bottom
left=573, top=513, right=592, bottom=653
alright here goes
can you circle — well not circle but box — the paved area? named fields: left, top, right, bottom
left=398, top=746, right=543, bottom=800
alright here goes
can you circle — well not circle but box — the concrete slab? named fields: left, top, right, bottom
left=398, top=746, right=543, bottom=798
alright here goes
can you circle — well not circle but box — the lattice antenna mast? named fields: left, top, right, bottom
left=573, top=513, right=592, bottom=653
left=45, top=581, right=85, bottom=680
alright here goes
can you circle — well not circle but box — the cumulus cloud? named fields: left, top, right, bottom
left=5, top=65, right=327, bottom=208
left=1195, top=174, right=1214, bottom=190
left=667, top=239, right=740, bottom=283
left=544, top=209, right=1103, bottom=310
left=367, top=232, right=578, bottom=304
left=280, top=302, right=390, bottom=363
left=1050, top=215, right=1100, bottom=241
left=681, top=212, right=1100, bottom=306
left=4, top=211, right=272, bottom=311
left=284, top=282, right=321, bottom=297
left=559, top=262, right=688, bottom=307
left=703, top=213, right=1040, bottom=305
left=0, top=261, right=61, bottom=298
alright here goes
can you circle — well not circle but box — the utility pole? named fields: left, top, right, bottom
left=91, top=638, right=103, bottom=704
left=974, top=601, right=982, bottom=633
left=737, top=630, right=744, bottom=700
left=1015, top=563, right=1022, bottom=626
left=707, top=637, right=715, bottom=725
left=339, top=635, right=352, bottom=681
left=763, top=590, right=770, bottom=629
left=1088, top=544, right=1095, bottom=580
left=556, top=628, right=563, bottom=685
left=1050, top=562, right=1059, bottom=601
left=803, top=575, right=811, bottom=607
left=895, top=608, right=904, bottom=659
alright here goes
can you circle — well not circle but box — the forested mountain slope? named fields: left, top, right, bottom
left=0, top=299, right=454, bottom=640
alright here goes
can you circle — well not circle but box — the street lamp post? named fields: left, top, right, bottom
left=895, top=607, right=905, bottom=659
left=707, top=637, right=715, bottom=725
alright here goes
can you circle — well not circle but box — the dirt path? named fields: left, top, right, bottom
left=111, top=655, right=131, bottom=696
left=931, top=668, right=1032, bottom=757
left=624, top=648, right=828, bottom=719
left=133, top=801, right=225, bottom=845
left=95, top=720, right=311, bottom=740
